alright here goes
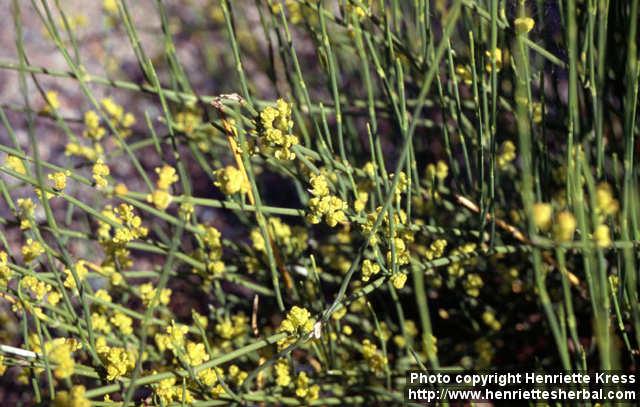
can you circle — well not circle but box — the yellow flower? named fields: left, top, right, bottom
left=22, top=239, right=44, bottom=262
left=482, top=310, right=502, bottom=331
left=155, top=165, right=179, bottom=191
left=532, top=102, right=543, bottom=123
left=92, top=159, right=110, bottom=189
left=17, top=197, right=35, bottom=229
left=0, top=355, right=6, bottom=375
left=139, top=283, right=171, bottom=306
left=361, top=339, right=387, bottom=374
left=455, top=65, right=473, bottom=85
left=596, top=182, right=619, bottom=216
left=425, top=239, right=447, bottom=260
left=354, top=189, right=369, bottom=212
left=91, top=313, right=111, bottom=334
left=48, top=171, right=68, bottom=191
left=277, top=306, right=315, bottom=349
left=95, top=289, right=112, bottom=303
left=53, top=385, right=90, bottom=407
left=295, top=371, right=320, bottom=402
left=485, top=48, right=503, bottom=72
left=45, top=338, right=78, bottom=379
left=532, top=203, right=553, bottom=230
left=307, top=195, right=348, bottom=227
left=147, top=189, right=172, bottom=210
left=185, top=341, right=209, bottom=366
left=257, top=99, right=299, bottom=160
left=214, top=165, right=250, bottom=195
left=113, top=183, right=128, bottom=196
left=464, top=273, right=483, bottom=297
left=110, top=312, right=133, bottom=335
left=43, top=91, right=60, bottom=113
left=361, top=259, right=380, bottom=282
left=554, top=211, right=577, bottom=242
left=390, top=272, right=408, bottom=289
left=5, top=155, right=27, bottom=175
left=103, top=346, right=135, bottom=381
left=594, top=224, right=612, bottom=248
left=497, top=141, right=516, bottom=168
left=83, top=110, right=106, bottom=141
left=65, top=142, right=102, bottom=161
left=275, top=358, right=291, bottom=387
left=22, top=275, right=51, bottom=301
left=0, top=251, right=13, bottom=287
left=514, top=16, right=535, bottom=34
left=309, top=173, right=330, bottom=197
left=63, top=260, right=89, bottom=289
left=435, top=160, right=449, bottom=180
left=103, top=0, right=118, bottom=14
left=102, top=98, right=124, bottom=122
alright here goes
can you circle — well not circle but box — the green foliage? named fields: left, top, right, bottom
left=0, top=0, right=639, bottom=405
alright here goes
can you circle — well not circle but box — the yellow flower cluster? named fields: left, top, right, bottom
left=101, top=97, right=136, bottom=138
left=147, top=165, right=178, bottom=210
left=425, top=161, right=449, bottom=181
left=22, top=275, right=56, bottom=304
left=275, top=358, right=291, bottom=386
left=155, top=320, right=189, bottom=352
left=390, top=271, right=408, bottom=289
left=43, top=91, right=60, bottom=114
left=596, top=182, right=619, bottom=217
left=345, top=0, right=371, bottom=18
left=63, top=260, right=89, bottom=290
left=447, top=242, right=477, bottom=278
left=5, top=154, right=27, bottom=175
left=554, top=211, right=577, bottom=242
left=295, top=371, right=320, bottom=402
left=482, top=310, right=502, bottom=331
left=99, top=343, right=136, bottom=381
left=53, top=385, right=90, bottom=407
left=214, top=165, right=250, bottom=196
left=257, top=99, right=299, bottom=160
left=98, top=204, right=148, bottom=246
left=277, top=306, right=315, bottom=350
left=155, top=376, right=194, bottom=405
left=456, top=65, right=473, bottom=85
left=17, top=198, right=35, bottom=230
left=92, top=159, right=110, bottom=189
left=214, top=313, right=248, bottom=341
left=44, top=337, right=80, bottom=379
left=306, top=173, right=348, bottom=227
left=464, top=273, right=483, bottom=297
left=532, top=202, right=553, bottom=230
left=0, top=251, right=12, bottom=287
left=361, top=259, right=380, bottom=282
left=514, top=16, right=535, bottom=34
left=65, top=142, right=103, bottom=162
left=48, top=171, right=69, bottom=191
left=196, top=225, right=225, bottom=275
left=250, top=217, right=307, bottom=257
left=103, top=0, right=118, bottom=14
left=110, top=312, right=133, bottom=335
left=83, top=110, right=106, bottom=141
left=21, top=238, right=44, bottom=263
left=593, top=224, right=612, bottom=248
left=485, top=48, right=504, bottom=73
left=497, top=140, right=516, bottom=168
left=425, top=239, right=447, bottom=260
left=139, top=282, right=172, bottom=307
left=361, top=339, right=387, bottom=374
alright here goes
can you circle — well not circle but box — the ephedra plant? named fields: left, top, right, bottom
left=0, top=0, right=638, bottom=405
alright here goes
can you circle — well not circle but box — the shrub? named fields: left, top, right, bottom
left=0, top=0, right=639, bottom=405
